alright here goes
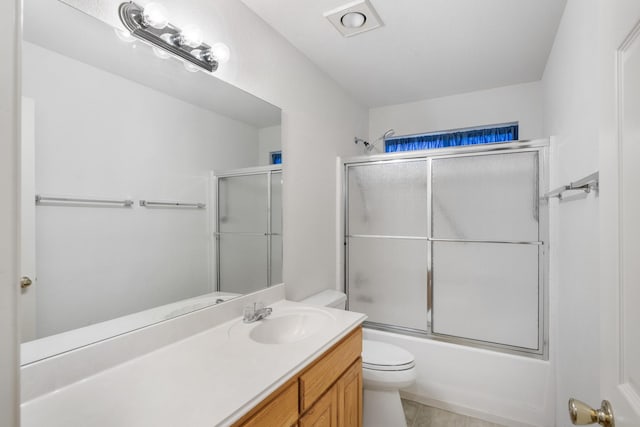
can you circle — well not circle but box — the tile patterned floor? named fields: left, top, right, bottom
left=402, top=399, right=506, bottom=427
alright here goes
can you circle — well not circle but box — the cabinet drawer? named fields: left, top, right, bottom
left=299, top=328, right=362, bottom=412
left=240, top=381, right=298, bottom=427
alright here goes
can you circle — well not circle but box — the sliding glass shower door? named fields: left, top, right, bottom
left=345, top=142, right=547, bottom=357
left=216, top=167, right=282, bottom=294
left=430, top=151, right=542, bottom=351
left=346, top=160, right=429, bottom=332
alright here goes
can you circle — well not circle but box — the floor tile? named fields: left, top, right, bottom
left=402, top=399, right=419, bottom=425
left=401, top=398, right=505, bottom=427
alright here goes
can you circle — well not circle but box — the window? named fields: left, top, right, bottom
left=270, top=151, right=282, bottom=165
left=385, top=123, right=518, bottom=153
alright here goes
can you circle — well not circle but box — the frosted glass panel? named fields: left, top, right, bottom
left=219, top=235, right=267, bottom=294
left=271, top=235, right=282, bottom=285
left=432, top=152, right=539, bottom=241
left=271, top=172, right=282, bottom=235
left=348, top=237, right=428, bottom=331
left=218, top=174, right=268, bottom=233
left=348, top=161, right=428, bottom=236
left=432, top=242, right=539, bottom=349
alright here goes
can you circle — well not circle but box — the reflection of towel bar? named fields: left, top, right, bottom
left=35, top=195, right=133, bottom=207
left=139, top=200, right=206, bottom=209
left=544, top=171, right=599, bottom=200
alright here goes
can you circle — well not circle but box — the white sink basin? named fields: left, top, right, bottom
left=230, top=307, right=334, bottom=344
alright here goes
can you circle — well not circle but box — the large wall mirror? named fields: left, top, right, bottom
left=20, top=0, right=282, bottom=364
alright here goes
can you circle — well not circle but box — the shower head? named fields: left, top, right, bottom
left=354, top=137, right=371, bottom=149
left=355, top=129, right=395, bottom=153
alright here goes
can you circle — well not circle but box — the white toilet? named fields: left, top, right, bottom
left=302, top=290, right=417, bottom=427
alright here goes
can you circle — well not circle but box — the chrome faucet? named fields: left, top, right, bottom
left=243, top=302, right=273, bottom=323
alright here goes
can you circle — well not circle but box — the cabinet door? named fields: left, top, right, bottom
left=299, top=385, right=338, bottom=427
left=336, top=359, right=362, bottom=427
left=239, top=382, right=298, bottom=427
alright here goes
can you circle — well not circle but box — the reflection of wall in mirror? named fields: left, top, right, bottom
left=22, top=41, right=267, bottom=340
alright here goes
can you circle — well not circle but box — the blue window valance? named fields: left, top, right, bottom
left=385, top=124, right=519, bottom=153
left=271, top=151, right=282, bottom=165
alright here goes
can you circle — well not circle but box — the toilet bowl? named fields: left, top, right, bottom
left=301, top=290, right=417, bottom=427
left=361, top=339, right=417, bottom=427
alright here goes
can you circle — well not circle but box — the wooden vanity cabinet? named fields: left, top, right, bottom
left=233, top=327, right=362, bottom=427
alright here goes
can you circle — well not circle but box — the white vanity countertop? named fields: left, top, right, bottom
left=20, top=300, right=366, bottom=427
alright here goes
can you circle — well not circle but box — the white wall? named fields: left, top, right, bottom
left=258, top=125, right=282, bottom=166
left=369, top=81, right=544, bottom=148
left=23, top=42, right=262, bottom=338
left=541, top=1, right=601, bottom=425
left=0, top=0, right=20, bottom=424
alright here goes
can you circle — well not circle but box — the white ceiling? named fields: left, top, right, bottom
left=241, top=0, right=567, bottom=107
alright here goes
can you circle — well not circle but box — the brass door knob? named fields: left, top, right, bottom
left=20, top=276, right=33, bottom=289
left=569, top=398, right=615, bottom=427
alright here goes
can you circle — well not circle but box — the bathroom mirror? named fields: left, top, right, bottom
left=20, top=0, right=282, bottom=364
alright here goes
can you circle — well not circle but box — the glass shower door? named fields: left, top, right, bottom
left=346, top=160, right=429, bottom=332
left=343, top=143, right=547, bottom=357
left=217, top=173, right=269, bottom=294
left=430, top=151, right=542, bottom=351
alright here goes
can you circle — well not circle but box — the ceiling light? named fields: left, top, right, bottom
left=324, top=0, right=383, bottom=38
left=341, top=12, right=366, bottom=28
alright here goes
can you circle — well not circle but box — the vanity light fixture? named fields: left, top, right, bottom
left=118, top=1, right=229, bottom=72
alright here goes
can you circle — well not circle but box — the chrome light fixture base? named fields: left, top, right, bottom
left=119, top=2, right=218, bottom=72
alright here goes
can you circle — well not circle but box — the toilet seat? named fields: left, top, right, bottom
left=362, top=339, right=415, bottom=371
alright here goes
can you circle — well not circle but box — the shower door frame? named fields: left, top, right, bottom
left=213, top=165, right=282, bottom=292
left=342, top=139, right=549, bottom=359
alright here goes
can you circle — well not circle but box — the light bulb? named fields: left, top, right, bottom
left=114, top=28, right=135, bottom=43
left=211, top=42, right=230, bottom=64
left=341, top=12, right=366, bottom=28
left=184, top=62, right=199, bottom=73
left=152, top=46, right=170, bottom=59
left=180, top=25, right=203, bottom=48
left=142, top=3, right=169, bottom=29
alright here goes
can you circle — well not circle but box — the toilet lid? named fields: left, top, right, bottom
left=362, top=339, right=415, bottom=371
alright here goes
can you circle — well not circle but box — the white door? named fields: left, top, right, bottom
left=20, top=97, right=37, bottom=342
left=594, top=4, right=640, bottom=427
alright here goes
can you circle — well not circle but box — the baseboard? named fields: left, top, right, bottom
left=399, top=391, right=539, bottom=427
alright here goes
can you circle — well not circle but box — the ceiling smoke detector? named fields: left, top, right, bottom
left=324, top=0, right=383, bottom=37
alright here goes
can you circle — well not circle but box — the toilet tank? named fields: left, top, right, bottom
left=301, top=289, right=347, bottom=309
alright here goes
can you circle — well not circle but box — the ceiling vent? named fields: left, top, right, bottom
left=324, top=0, right=383, bottom=38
